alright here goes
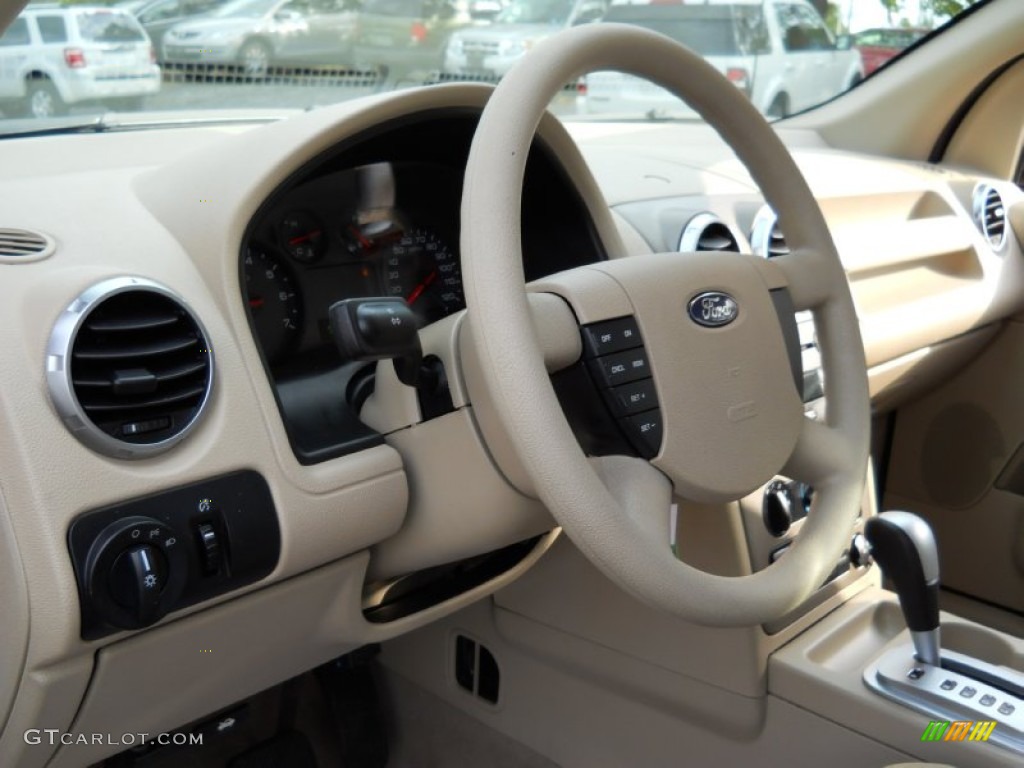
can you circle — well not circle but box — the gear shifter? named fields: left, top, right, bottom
left=864, top=511, right=941, bottom=666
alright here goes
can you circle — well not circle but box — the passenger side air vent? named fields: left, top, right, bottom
left=973, top=184, right=1007, bottom=250
left=0, top=227, right=54, bottom=263
left=678, top=212, right=741, bottom=253
left=47, top=278, right=214, bottom=459
left=750, top=207, right=790, bottom=258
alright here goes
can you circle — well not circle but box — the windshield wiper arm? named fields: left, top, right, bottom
left=0, top=112, right=283, bottom=139
left=0, top=115, right=112, bottom=139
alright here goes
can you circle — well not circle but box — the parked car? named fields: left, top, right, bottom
left=849, top=26, right=927, bottom=75
left=468, top=0, right=506, bottom=21
left=131, top=0, right=228, bottom=54
left=0, top=4, right=160, bottom=118
left=580, top=0, right=863, bottom=118
left=162, top=0, right=359, bottom=78
left=351, top=0, right=475, bottom=85
left=442, top=0, right=607, bottom=81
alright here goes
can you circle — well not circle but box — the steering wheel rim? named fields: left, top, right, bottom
left=460, top=23, right=871, bottom=627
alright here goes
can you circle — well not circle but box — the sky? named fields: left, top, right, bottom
left=839, top=0, right=926, bottom=32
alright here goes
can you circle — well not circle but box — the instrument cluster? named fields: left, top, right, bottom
left=242, top=161, right=464, bottom=369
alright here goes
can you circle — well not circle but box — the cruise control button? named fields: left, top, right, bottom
left=581, top=317, right=641, bottom=357
left=609, top=378, right=657, bottom=416
left=590, top=348, right=650, bottom=388
left=622, top=410, right=663, bottom=456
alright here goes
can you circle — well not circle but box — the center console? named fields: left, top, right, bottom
left=772, top=511, right=1024, bottom=764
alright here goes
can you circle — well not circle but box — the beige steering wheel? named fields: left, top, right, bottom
left=460, top=23, right=870, bottom=626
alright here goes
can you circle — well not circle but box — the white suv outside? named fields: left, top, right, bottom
left=579, top=0, right=863, bottom=119
left=442, top=0, right=607, bottom=81
left=0, top=5, right=160, bottom=119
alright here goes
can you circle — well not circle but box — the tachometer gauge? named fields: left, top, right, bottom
left=382, top=228, right=463, bottom=326
left=243, top=247, right=303, bottom=364
left=279, top=210, right=326, bottom=264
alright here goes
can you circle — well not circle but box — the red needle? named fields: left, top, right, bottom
left=249, top=297, right=265, bottom=309
left=348, top=225, right=372, bottom=251
left=288, top=229, right=322, bottom=246
left=406, top=270, right=437, bottom=305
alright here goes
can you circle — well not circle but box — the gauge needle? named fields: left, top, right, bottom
left=288, top=230, right=322, bottom=246
left=348, top=225, right=372, bottom=251
left=249, top=297, right=265, bottom=309
left=406, top=270, right=437, bottom=306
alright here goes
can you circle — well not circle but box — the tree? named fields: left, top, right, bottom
left=924, top=0, right=976, bottom=21
left=824, top=2, right=846, bottom=35
left=879, top=0, right=904, bottom=26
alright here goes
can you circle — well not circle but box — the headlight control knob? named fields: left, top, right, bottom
left=83, top=516, right=188, bottom=631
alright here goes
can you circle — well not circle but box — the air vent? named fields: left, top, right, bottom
left=0, top=227, right=54, bottom=263
left=678, top=212, right=741, bottom=253
left=973, top=184, right=1007, bottom=250
left=750, top=206, right=790, bottom=258
left=47, top=277, right=214, bottom=459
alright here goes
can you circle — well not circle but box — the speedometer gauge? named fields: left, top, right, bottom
left=243, top=246, right=303, bottom=364
left=382, top=228, right=463, bottom=326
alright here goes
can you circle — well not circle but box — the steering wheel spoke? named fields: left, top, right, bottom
left=783, top=417, right=859, bottom=487
left=771, top=249, right=840, bottom=311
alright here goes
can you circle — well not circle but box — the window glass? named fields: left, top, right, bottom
left=776, top=3, right=832, bottom=52
left=0, top=17, right=29, bottom=46
left=76, top=11, right=147, bottom=42
left=363, top=0, right=424, bottom=15
left=603, top=4, right=770, bottom=57
left=37, top=16, right=68, bottom=44
left=139, top=1, right=184, bottom=24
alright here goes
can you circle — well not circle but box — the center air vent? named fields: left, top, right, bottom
left=973, top=184, right=1007, bottom=250
left=750, top=206, right=790, bottom=258
left=47, top=277, right=214, bottom=459
left=678, top=213, right=740, bottom=253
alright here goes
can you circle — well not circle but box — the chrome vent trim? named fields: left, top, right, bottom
left=46, top=277, right=214, bottom=459
left=0, top=227, right=55, bottom=263
left=973, top=184, right=1007, bottom=251
left=678, top=212, right=741, bottom=253
left=750, top=206, right=790, bottom=258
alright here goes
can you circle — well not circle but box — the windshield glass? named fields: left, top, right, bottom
left=76, top=10, right=147, bottom=41
left=206, top=0, right=280, bottom=19
left=495, top=0, right=574, bottom=25
left=0, top=0, right=987, bottom=128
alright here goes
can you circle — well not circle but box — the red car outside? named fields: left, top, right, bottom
left=852, top=26, right=926, bottom=75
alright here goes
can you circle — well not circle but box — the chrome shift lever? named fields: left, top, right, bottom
left=864, top=511, right=941, bottom=666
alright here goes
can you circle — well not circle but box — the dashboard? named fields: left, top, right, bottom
left=2, top=52, right=1024, bottom=765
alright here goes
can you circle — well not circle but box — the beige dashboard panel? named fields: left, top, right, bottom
left=368, top=408, right=554, bottom=581
left=0, top=485, right=28, bottom=735
left=886, top=319, right=1024, bottom=614
left=944, top=59, right=1024, bottom=178
left=378, top=597, right=911, bottom=768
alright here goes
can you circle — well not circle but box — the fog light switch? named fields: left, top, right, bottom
left=196, top=522, right=223, bottom=576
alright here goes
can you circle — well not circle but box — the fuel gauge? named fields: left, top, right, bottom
left=279, top=210, right=326, bottom=264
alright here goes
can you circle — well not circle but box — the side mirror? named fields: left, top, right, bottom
left=836, top=34, right=853, bottom=51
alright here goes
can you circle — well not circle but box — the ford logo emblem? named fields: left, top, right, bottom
left=688, top=291, right=738, bottom=328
